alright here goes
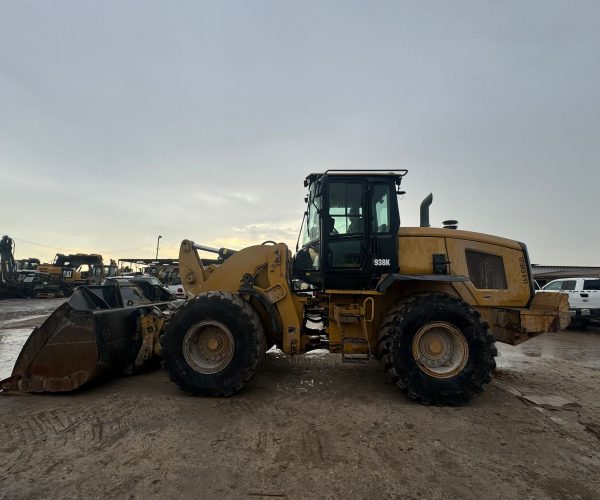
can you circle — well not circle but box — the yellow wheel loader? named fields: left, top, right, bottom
left=1, top=170, right=569, bottom=404
left=163, top=170, right=568, bottom=404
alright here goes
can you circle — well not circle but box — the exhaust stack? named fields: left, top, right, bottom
left=420, top=193, right=433, bottom=227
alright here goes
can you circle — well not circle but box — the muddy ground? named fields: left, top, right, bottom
left=0, top=299, right=599, bottom=499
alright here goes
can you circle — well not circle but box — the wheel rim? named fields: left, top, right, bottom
left=183, top=320, right=235, bottom=374
left=411, top=322, right=469, bottom=378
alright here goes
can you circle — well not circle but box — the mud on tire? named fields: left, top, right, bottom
left=161, top=291, right=266, bottom=397
left=376, top=293, right=497, bottom=405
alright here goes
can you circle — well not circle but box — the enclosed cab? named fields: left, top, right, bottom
left=294, top=170, right=403, bottom=290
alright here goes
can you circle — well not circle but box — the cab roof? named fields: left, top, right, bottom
left=304, top=169, right=407, bottom=187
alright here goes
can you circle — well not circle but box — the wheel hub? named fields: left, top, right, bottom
left=183, top=320, right=235, bottom=374
left=412, top=322, right=469, bottom=378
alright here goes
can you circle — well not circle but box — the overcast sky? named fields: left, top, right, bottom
left=1, top=1, right=598, bottom=266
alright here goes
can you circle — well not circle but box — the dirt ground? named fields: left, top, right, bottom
left=1, top=299, right=599, bottom=499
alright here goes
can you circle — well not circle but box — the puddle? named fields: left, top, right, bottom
left=0, top=328, right=33, bottom=380
left=496, top=336, right=600, bottom=370
left=2, top=314, right=48, bottom=326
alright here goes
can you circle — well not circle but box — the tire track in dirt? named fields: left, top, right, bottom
left=0, top=397, right=178, bottom=477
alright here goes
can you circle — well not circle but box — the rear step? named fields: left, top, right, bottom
left=341, top=338, right=371, bottom=364
left=333, top=303, right=372, bottom=364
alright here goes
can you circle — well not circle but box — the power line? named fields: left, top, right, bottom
left=12, top=238, right=65, bottom=251
left=12, top=237, right=155, bottom=255
left=98, top=244, right=155, bottom=253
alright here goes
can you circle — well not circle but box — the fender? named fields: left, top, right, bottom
left=239, top=285, right=283, bottom=343
left=377, top=274, right=469, bottom=293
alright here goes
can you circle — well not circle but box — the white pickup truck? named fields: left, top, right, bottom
left=542, top=277, right=600, bottom=328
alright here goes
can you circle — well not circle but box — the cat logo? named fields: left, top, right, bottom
left=373, top=258, right=391, bottom=266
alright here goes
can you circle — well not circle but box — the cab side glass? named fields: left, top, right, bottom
left=302, top=185, right=321, bottom=245
left=371, top=183, right=391, bottom=233
left=295, top=182, right=323, bottom=280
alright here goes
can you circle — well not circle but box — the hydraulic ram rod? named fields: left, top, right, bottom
left=192, top=243, right=221, bottom=254
left=192, top=243, right=237, bottom=260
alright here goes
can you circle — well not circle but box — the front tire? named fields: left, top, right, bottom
left=377, top=293, right=497, bottom=405
left=161, top=291, right=266, bottom=396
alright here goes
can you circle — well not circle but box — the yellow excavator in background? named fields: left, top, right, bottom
left=1, top=170, right=569, bottom=405
left=38, top=253, right=118, bottom=295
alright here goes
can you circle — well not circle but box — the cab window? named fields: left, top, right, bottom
left=328, top=182, right=363, bottom=235
left=302, top=184, right=321, bottom=245
left=371, top=184, right=391, bottom=233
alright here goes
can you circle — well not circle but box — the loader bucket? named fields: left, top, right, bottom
left=0, top=284, right=166, bottom=394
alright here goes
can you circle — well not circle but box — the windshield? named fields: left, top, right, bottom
left=301, top=183, right=321, bottom=246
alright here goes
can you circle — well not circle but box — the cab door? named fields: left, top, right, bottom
left=368, top=181, right=399, bottom=278
left=322, top=179, right=371, bottom=289
left=321, top=178, right=401, bottom=289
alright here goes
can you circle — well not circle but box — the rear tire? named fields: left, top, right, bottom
left=377, top=293, right=496, bottom=405
left=161, top=291, right=266, bottom=396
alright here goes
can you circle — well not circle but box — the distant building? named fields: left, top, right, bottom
left=532, top=265, right=600, bottom=286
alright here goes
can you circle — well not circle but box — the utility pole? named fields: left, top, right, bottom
left=156, top=235, right=162, bottom=259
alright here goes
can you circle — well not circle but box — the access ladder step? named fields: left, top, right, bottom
left=341, top=337, right=371, bottom=363
left=342, top=338, right=369, bottom=345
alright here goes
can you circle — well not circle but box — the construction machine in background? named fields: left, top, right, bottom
left=1, top=171, right=569, bottom=404
left=0, top=235, right=17, bottom=298
left=13, top=270, right=63, bottom=298
left=116, top=258, right=181, bottom=284
left=0, top=235, right=17, bottom=285
left=1, top=236, right=64, bottom=298
left=38, top=253, right=118, bottom=295
left=16, top=258, right=40, bottom=271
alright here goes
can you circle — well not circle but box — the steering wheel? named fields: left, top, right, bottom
left=261, top=240, right=277, bottom=245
